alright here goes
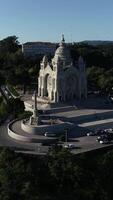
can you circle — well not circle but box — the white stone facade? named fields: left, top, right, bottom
left=38, top=35, right=87, bottom=103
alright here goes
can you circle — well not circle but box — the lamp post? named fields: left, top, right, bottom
left=50, top=119, right=53, bottom=125
left=35, top=144, right=41, bottom=152
left=64, top=128, right=68, bottom=144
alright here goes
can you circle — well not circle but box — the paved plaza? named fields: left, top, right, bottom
left=1, top=94, right=113, bottom=155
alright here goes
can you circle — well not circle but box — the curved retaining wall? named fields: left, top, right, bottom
left=8, top=127, right=56, bottom=143
left=8, top=120, right=56, bottom=143
left=8, top=119, right=74, bottom=143
left=8, top=121, right=32, bottom=142
left=21, top=120, right=74, bottom=135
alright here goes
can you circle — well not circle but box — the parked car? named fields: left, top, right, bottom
left=104, top=128, right=113, bottom=133
left=95, top=129, right=106, bottom=135
left=99, top=139, right=111, bottom=144
left=4, top=89, right=8, bottom=94
left=63, top=143, right=76, bottom=149
left=87, top=129, right=105, bottom=136
left=97, top=134, right=112, bottom=143
left=106, top=133, right=113, bottom=140
left=44, top=132, right=56, bottom=137
left=87, top=131, right=96, bottom=136
left=97, top=134, right=106, bottom=142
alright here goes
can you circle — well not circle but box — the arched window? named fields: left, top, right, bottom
left=52, top=78, right=55, bottom=89
left=40, top=76, right=42, bottom=86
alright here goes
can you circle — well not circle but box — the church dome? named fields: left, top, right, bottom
left=53, top=35, right=72, bottom=65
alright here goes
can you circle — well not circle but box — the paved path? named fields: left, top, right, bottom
left=0, top=123, right=49, bottom=153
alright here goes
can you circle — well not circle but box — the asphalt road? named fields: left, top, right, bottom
left=0, top=123, right=48, bottom=153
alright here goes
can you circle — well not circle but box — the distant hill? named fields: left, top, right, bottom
left=80, top=40, right=113, bottom=46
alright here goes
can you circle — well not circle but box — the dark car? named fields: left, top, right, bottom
left=96, top=134, right=111, bottom=143
left=106, top=132, right=113, bottom=140
left=95, top=129, right=106, bottom=135
left=100, top=138, right=111, bottom=144
left=87, top=129, right=105, bottom=136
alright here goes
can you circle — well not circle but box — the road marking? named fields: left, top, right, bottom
left=79, top=118, right=113, bottom=127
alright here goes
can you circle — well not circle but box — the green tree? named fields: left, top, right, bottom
left=87, top=66, right=105, bottom=90
left=0, top=73, right=5, bottom=86
left=98, top=150, right=113, bottom=200
left=0, top=100, right=8, bottom=121
left=0, top=36, right=19, bottom=53
left=8, top=98, right=25, bottom=117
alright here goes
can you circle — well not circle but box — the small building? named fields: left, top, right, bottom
left=38, top=35, right=87, bottom=103
left=22, top=42, right=56, bottom=57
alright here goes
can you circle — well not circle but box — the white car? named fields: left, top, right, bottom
left=104, top=128, right=113, bottom=133
left=44, top=132, right=56, bottom=137
left=99, top=139, right=110, bottom=144
left=63, top=143, right=76, bottom=149
left=4, top=89, right=9, bottom=95
left=87, top=131, right=95, bottom=136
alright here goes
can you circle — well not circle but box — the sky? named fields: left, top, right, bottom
left=0, top=0, right=113, bottom=43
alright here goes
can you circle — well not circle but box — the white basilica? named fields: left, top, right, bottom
left=38, top=35, right=87, bottom=103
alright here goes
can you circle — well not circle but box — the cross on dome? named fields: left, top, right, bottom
left=61, top=34, right=65, bottom=43
left=60, top=34, right=65, bottom=46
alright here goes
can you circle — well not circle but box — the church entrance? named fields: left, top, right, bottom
left=44, top=74, right=52, bottom=99
left=44, top=74, right=49, bottom=97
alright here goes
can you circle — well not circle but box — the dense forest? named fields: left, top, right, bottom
left=70, top=42, right=113, bottom=92
left=0, top=36, right=40, bottom=90
left=0, top=146, right=113, bottom=200
left=1, top=36, right=113, bottom=93
left=0, top=36, right=40, bottom=122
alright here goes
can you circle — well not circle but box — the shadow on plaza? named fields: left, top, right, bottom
left=69, top=125, right=89, bottom=138
left=49, top=95, right=113, bottom=114
left=55, top=109, right=113, bottom=126
left=70, top=111, right=113, bottom=123
left=9, top=146, right=33, bottom=152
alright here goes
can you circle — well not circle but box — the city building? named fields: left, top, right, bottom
left=22, top=42, right=56, bottom=57
left=38, top=35, right=87, bottom=103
